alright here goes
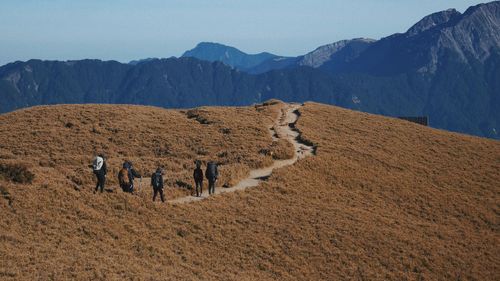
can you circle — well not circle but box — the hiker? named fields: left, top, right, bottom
left=151, top=167, right=165, bottom=202
left=193, top=160, right=204, bottom=197
left=118, top=161, right=142, bottom=193
left=205, top=161, right=218, bottom=195
left=92, top=154, right=107, bottom=193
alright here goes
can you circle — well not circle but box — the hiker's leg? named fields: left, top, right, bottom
left=196, top=181, right=201, bottom=196
left=153, top=189, right=157, bottom=201
left=209, top=180, right=214, bottom=194
left=99, top=175, right=105, bottom=192
left=95, top=174, right=99, bottom=192
left=160, top=188, right=165, bottom=202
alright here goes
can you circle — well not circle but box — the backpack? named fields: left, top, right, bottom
left=152, top=172, right=162, bottom=189
left=118, top=168, right=130, bottom=186
left=93, top=156, right=103, bottom=171
left=206, top=162, right=218, bottom=179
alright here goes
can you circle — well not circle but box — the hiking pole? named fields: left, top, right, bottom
left=139, top=177, right=142, bottom=191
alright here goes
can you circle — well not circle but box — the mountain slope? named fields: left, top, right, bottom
left=299, top=38, right=376, bottom=68
left=248, top=38, right=375, bottom=74
left=0, top=102, right=498, bottom=280
left=0, top=59, right=132, bottom=112
left=329, top=2, right=500, bottom=75
left=182, top=42, right=278, bottom=70
left=0, top=58, right=262, bottom=112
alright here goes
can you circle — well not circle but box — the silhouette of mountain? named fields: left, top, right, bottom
left=182, top=42, right=278, bottom=70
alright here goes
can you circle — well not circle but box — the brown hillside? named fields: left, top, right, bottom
left=0, top=102, right=499, bottom=280
left=0, top=103, right=287, bottom=200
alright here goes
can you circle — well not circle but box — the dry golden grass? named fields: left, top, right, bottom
left=0, top=103, right=283, bottom=200
left=0, top=102, right=498, bottom=280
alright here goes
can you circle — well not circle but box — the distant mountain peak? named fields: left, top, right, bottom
left=129, top=57, right=158, bottom=65
left=406, top=8, right=461, bottom=36
left=463, top=1, right=500, bottom=16
left=299, top=38, right=376, bottom=68
left=182, top=42, right=278, bottom=70
left=190, top=42, right=240, bottom=55
left=433, top=1, right=500, bottom=63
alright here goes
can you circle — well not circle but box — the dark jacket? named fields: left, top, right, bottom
left=193, top=168, right=203, bottom=182
left=94, top=161, right=107, bottom=176
left=151, top=172, right=164, bottom=189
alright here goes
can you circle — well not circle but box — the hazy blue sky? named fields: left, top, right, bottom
left=0, top=0, right=485, bottom=66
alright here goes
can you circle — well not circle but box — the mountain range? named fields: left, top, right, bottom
left=0, top=1, right=499, bottom=139
left=184, top=38, right=376, bottom=74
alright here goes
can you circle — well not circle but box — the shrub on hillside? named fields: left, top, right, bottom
left=262, top=99, right=282, bottom=106
left=0, top=185, right=13, bottom=206
left=186, top=109, right=216, bottom=124
left=0, top=163, right=35, bottom=184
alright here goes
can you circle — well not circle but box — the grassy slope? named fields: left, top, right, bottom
left=0, top=103, right=284, bottom=199
left=0, top=102, right=498, bottom=280
left=285, top=103, right=499, bottom=280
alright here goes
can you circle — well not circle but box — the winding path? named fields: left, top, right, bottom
left=170, top=103, right=314, bottom=204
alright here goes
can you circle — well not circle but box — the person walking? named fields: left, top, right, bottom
left=193, top=160, right=204, bottom=197
left=205, top=161, right=218, bottom=195
left=92, top=154, right=107, bottom=193
left=118, top=162, right=131, bottom=192
left=151, top=167, right=165, bottom=202
left=118, top=161, right=142, bottom=193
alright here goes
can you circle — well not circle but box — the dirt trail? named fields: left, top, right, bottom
left=169, top=103, right=314, bottom=204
